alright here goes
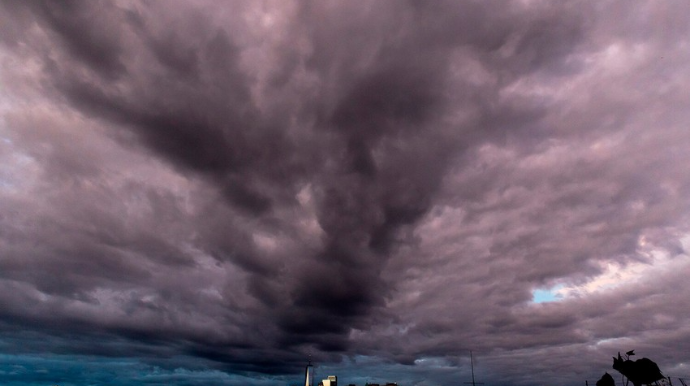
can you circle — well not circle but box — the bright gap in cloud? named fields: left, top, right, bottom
left=555, top=234, right=689, bottom=300
left=531, top=284, right=565, bottom=303
left=531, top=234, right=689, bottom=304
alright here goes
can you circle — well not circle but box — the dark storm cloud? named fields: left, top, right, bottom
left=1, top=1, right=690, bottom=386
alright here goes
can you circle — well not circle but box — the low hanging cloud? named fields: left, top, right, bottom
left=1, top=1, right=690, bottom=385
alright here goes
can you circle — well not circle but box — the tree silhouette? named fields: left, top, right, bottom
left=612, top=351, right=664, bottom=386
left=597, top=372, right=615, bottom=386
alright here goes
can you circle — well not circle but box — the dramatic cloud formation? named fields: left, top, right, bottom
left=1, top=1, right=689, bottom=385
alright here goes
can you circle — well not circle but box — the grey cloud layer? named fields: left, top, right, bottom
left=1, top=1, right=690, bottom=385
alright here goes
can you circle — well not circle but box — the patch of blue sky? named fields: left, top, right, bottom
left=531, top=284, right=565, bottom=303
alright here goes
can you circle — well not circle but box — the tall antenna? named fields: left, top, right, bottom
left=463, top=351, right=484, bottom=386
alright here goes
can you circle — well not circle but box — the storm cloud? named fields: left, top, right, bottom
left=1, top=1, right=690, bottom=385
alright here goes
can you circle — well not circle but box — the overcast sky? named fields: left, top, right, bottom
left=1, top=1, right=690, bottom=386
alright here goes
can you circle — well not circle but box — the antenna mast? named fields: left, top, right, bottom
left=463, top=351, right=484, bottom=386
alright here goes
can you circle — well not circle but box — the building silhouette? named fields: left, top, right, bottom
left=322, top=375, right=337, bottom=386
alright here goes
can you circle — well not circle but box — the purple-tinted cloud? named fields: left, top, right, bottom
left=1, top=1, right=690, bottom=385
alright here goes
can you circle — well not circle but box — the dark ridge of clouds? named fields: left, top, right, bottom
left=1, top=1, right=690, bottom=385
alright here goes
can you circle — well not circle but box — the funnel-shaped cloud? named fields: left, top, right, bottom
left=1, top=1, right=690, bottom=385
